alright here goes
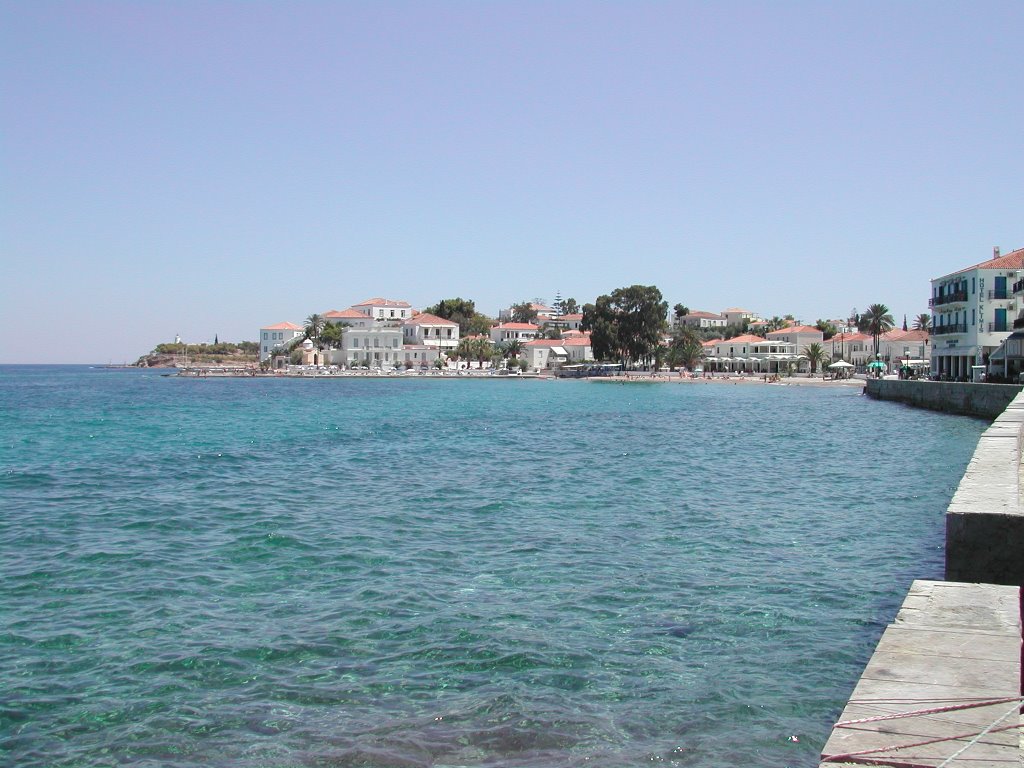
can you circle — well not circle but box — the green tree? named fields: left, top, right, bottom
left=465, top=313, right=495, bottom=337
left=500, top=339, right=524, bottom=359
left=913, top=313, right=931, bottom=331
left=803, top=342, right=827, bottom=374
left=470, top=337, right=494, bottom=367
left=561, top=297, right=579, bottom=315
left=511, top=302, right=539, bottom=324
left=304, top=314, right=326, bottom=348
left=863, top=303, right=895, bottom=356
left=423, top=298, right=478, bottom=335
left=765, top=316, right=788, bottom=332
left=582, top=285, right=668, bottom=368
left=319, top=322, right=345, bottom=350
left=673, top=303, right=690, bottom=319
left=666, top=325, right=703, bottom=370
left=815, top=319, right=838, bottom=340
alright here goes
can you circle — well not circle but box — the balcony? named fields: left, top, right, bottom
left=988, top=322, right=1010, bottom=333
left=929, top=323, right=967, bottom=336
left=988, top=289, right=1010, bottom=300
left=1014, top=279, right=1024, bottom=295
left=928, top=291, right=968, bottom=307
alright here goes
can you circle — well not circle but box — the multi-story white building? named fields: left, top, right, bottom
left=522, top=336, right=593, bottom=370
left=765, top=324, right=824, bottom=354
left=722, top=308, right=759, bottom=328
left=351, top=297, right=414, bottom=323
left=930, top=247, right=1024, bottom=379
left=490, top=322, right=540, bottom=344
left=259, top=321, right=304, bottom=361
left=702, top=334, right=808, bottom=374
left=825, top=331, right=872, bottom=366
left=678, top=311, right=727, bottom=330
left=402, top=313, right=459, bottom=351
left=877, top=329, right=930, bottom=367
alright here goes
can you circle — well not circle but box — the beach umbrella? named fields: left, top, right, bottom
left=828, top=361, right=854, bottom=369
left=867, top=360, right=886, bottom=369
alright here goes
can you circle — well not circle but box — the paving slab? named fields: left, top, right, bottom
left=820, top=580, right=1021, bottom=768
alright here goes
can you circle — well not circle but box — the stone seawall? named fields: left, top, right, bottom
left=864, top=378, right=1023, bottom=419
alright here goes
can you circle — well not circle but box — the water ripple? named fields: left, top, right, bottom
left=0, top=368, right=985, bottom=767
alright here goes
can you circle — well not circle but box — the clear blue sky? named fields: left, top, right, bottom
left=3, top=1, right=1021, bottom=363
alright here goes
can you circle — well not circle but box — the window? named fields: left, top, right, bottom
left=263, top=332, right=268, bottom=340
left=972, top=309, right=976, bottom=326
left=972, top=278, right=976, bottom=294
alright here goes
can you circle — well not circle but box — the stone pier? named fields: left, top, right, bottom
left=820, top=581, right=1021, bottom=767
left=821, top=390, right=1024, bottom=767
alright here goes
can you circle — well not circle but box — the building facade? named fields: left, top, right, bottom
left=930, top=247, right=1024, bottom=379
left=259, top=321, right=304, bottom=361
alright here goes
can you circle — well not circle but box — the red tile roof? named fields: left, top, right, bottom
left=263, top=321, right=302, bottom=330
left=495, top=322, right=539, bottom=330
left=881, top=329, right=929, bottom=342
left=952, top=247, right=1024, bottom=275
left=353, top=297, right=412, bottom=307
left=716, top=334, right=764, bottom=345
left=767, top=325, right=822, bottom=336
left=403, top=312, right=458, bottom=326
left=685, top=311, right=725, bottom=319
left=324, top=309, right=366, bottom=319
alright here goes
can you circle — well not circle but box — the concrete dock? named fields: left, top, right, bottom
left=820, top=581, right=1020, bottom=767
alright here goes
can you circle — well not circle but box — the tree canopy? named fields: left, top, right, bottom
left=511, top=302, right=539, bottom=324
left=582, top=285, right=668, bottom=367
left=420, top=297, right=496, bottom=336
left=863, top=303, right=895, bottom=355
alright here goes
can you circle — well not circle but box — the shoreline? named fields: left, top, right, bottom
left=167, top=367, right=868, bottom=387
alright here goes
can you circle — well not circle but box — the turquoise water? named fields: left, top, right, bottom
left=1, top=366, right=985, bottom=767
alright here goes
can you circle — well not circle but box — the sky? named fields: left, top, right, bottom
left=2, top=1, right=1022, bottom=363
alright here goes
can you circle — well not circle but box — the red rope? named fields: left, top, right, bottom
left=821, top=722, right=1020, bottom=764
left=834, top=696, right=1020, bottom=726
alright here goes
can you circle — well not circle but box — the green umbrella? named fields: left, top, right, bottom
left=867, top=360, right=886, bottom=369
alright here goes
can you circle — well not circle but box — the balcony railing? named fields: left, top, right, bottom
left=1014, top=279, right=1024, bottom=295
left=988, top=289, right=1010, bottom=300
left=988, top=322, right=1010, bottom=333
left=929, top=323, right=967, bottom=335
left=928, top=291, right=968, bottom=307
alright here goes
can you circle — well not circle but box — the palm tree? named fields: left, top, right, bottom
left=863, top=303, right=895, bottom=356
left=500, top=339, right=524, bottom=359
left=913, top=313, right=931, bottom=331
left=766, top=316, right=788, bottom=332
left=304, top=314, right=325, bottom=347
left=803, top=342, right=827, bottom=374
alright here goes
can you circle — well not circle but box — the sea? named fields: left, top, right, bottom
left=0, top=365, right=986, bottom=768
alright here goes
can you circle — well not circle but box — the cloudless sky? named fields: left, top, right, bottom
left=3, top=1, right=1022, bottom=363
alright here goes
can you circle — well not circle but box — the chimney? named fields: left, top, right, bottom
left=993, top=246, right=1001, bottom=260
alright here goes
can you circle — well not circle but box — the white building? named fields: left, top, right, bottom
left=522, top=336, right=592, bottom=370
left=351, top=297, right=414, bottom=323
left=877, top=329, right=930, bottom=367
left=259, top=321, right=304, bottom=361
left=765, top=325, right=824, bottom=354
left=930, top=246, right=1024, bottom=379
left=702, top=334, right=807, bottom=374
left=722, top=308, right=759, bottom=328
left=825, top=331, right=873, bottom=366
left=678, top=311, right=727, bottom=330
left=403, top=313, right=460, bottom=351
left=490, top=322, right=540, bottom=344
